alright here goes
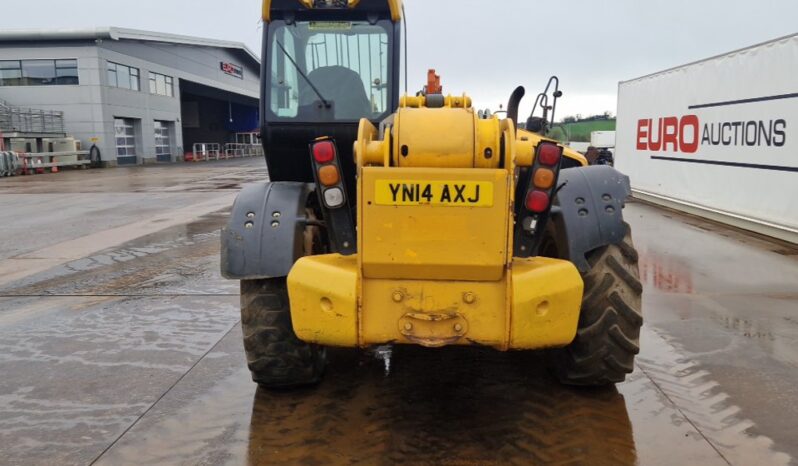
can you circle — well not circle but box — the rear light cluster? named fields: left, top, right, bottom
left=513, top=141, right=565, bottom=257
left=311, top=139, right=346, bottom=209
left=308, top=137, right=357, bottom=255
left=524, top=142, right=562, bottom=215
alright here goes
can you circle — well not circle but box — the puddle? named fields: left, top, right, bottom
left=636, top=327, right=791, bottom=466
left=96, top=345, right=640, bottom=466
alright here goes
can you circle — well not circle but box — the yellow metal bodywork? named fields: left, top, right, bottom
left=516, top=127, right=587, bottom=167
left=395, top=108, right=477, bottom=168
left=400, top=94, right=472, bottom=109
left=263, top=0, right=403, bottom=22
left=392, top=107, right=502, bottom=169
left=288, top=93, right=586, bottom=350
left=289, top=255, right=582, bottom=349
left=288, top=254, right=359, bottom=345
left=509, top=259, right=584, bottom=348
left=356, top=112, right=586, bottom=171
left=360, top=167, right=510, bottom=281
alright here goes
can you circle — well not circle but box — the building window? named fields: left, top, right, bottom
left=107, top=62, right=140, bottom=91
left=55, top=59, right=79, bottom=84
left=0, top=59, right=78, bottom=86
left=154, top=121, right=171, bottom=160
left=114, top=118, right=137, bottom=159
left=148, top=72, right=174, bottom=97
left=0, top=61, right=21, bottom=86
left=21, top=60, right=55, bottom=85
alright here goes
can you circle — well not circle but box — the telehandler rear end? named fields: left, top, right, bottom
left=222, top=0, right=642, bottom=388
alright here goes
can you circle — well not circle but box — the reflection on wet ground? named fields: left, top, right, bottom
left=95, top=338, right=642, bottom=466
left=1, top=161, right=797, bottom=465
left=0, top=212, right=235, bottom=297
left=248, top=349, right=639, bottom=465
left=94, top=325, right=789, bottom=466
left=0, top=159, right=268, bottom=195
left=640, top=251, right=695, bottom=294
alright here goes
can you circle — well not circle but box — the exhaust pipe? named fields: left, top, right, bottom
left=506, top=86, right=525, bottom=128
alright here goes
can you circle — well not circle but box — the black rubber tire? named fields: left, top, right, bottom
left=89, top=145, right=102, bottom=168
left=551, top=223, right=643, bottom=386
left=241, top=278, right=326, bottom=389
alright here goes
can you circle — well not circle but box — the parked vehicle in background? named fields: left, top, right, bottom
left=590, top=130, right=615, bottom=149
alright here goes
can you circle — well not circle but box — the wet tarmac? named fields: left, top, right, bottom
left=0, top=159, right=796, bottom=465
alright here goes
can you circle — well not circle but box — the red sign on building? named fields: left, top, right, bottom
left=220, top=62, right=243, bottom=79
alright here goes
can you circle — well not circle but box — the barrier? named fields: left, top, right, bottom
left=183, top=143, right=261, bottom=163
left=223, top=143, right=262, bottom=158
left=245, top=144, right=264, bottom=157
left=224, top=143, right=247, bottom=158
left=5, top=151, right=18, bottom=176
left=16, top=151, right=90, bottom=175
left=192, top=143, right=222, bottom=161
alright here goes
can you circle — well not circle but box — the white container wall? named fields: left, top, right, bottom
left=615, top=34, right=798, bottom=242
left=590, top=131, right=615, bottom=148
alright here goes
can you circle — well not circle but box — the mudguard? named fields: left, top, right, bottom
left=550, top=166, right=632, bottom=273
left=221, top=181, right=314, bottom=280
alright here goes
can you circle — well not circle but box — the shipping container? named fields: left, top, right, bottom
left=590, top=131, right=615, bottom=148
left=615, top=33, right=798, bottom=243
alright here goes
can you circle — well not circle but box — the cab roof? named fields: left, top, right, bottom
left=263, top=0, right=402, bottom=23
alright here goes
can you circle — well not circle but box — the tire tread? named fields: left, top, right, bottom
left=553, top=223, right=643, bottom=386
left=240, top=278, right=326, bottom=389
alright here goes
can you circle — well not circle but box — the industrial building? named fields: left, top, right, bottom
left=0, top=27, right=260, bottom=166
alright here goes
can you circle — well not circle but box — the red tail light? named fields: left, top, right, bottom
left=537, top=143, right=561, bottom=166
left=525, top=190, right=550, bottom=213
left=313, top=140, right=335, bottom=163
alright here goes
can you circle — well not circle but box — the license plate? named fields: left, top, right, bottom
left=374, top=180, right=493, bottom=207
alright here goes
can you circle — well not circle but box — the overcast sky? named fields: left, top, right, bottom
left=8, top=0, right=798, bottom=119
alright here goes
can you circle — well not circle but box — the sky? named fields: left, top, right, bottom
left=7, top=0, right=798, bottom=120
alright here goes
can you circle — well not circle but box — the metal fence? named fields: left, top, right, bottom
left=0, top=151, right=21, bottom=176
left=245, top=144, right=264, bottom=157
left=0, top=99, right=65, bottom=134
left=192, top=143, right=222, bottom=161
left=187, top=142, right=263, bottom=162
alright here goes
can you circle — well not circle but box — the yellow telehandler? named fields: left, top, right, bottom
left=222, top=0, right=642, bottom=388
